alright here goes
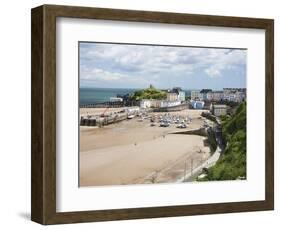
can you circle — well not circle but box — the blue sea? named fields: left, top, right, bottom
left=80, top=88, right=137, bottom=105
left=80, top=88, right=192, bottom=105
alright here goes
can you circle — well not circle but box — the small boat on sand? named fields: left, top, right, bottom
left=127, top=114, right=135, bottom=119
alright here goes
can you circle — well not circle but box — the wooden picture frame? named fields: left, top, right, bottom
left=31, top=4, right=274, bottom=225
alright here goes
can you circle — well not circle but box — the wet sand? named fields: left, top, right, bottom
left=80, top=109, right=210, bottom=187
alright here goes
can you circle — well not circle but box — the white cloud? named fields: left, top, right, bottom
left=201, top=49, right=246, bottom=78
left=80, top=44, right=199, bottom=76
left=79, top=43, right=246, bottom=87
left=81, top=67, right=126, bottom=81
left=205, top=65, right=223, bottom=78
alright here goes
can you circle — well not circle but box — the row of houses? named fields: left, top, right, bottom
left=140, top=87, right=185, bottom=109
left=191, top=88, right=246, bottom=103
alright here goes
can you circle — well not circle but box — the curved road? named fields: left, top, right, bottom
left=176, top=119, right=224, bottom=182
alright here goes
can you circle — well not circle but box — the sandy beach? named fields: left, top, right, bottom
left=80, top=109, right=211, bottom=187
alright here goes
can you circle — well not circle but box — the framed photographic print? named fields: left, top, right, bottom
left=31, top=4, right=274, bottom=225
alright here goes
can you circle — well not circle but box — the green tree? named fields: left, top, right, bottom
left=130, top=87, right=167, bottom=100
left=199, top=102, right=247, bottom=181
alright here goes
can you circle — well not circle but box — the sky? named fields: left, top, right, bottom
left=79, top=42, right=246, bottom=90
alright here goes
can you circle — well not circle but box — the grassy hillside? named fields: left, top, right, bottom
left=130, top=87, right=167, bottom=100
left=200, top=102, right=246, bottom=181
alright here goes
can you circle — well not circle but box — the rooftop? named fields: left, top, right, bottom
left=200, top=89, right=212, bottom=94
left=213, top=104, right=227, bottom=108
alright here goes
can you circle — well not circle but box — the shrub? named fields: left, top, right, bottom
left=200, top=102, right=246, bottom=181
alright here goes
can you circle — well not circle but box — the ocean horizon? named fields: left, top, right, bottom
left=80, top=87, right=193, bottom=105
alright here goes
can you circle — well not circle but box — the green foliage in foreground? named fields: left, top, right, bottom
left=199, top=102, right=247, bottom=181
left=130, top=87, right=167, bottom=100
left=207, top=130, right=217, bottom=154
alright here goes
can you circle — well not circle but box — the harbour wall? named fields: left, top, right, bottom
left=152, top=103, right=189, bottom=112
left=80, top=101, right=124, bottom=108
left=170, top=126, right=218, bottom=154
left=80, top=113, right=128, bottom=126
left=170, top=127, right=208, bottom=136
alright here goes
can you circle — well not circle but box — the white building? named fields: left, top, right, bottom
left=109, top=97, right=123, bottom=102
left=206, top=92, right=221, bottom=101
left=206, top=92, right=214, bottom=101
left=211, top=104, right=227, bottom=116
left=191, top=90, right=201, bottom=100
left=223, top=88, right=246, bottom=102
left=160, top=100, right=181, bottom=108
left=178, top=91, right=185, bottom=101
left=212, top=91, right=224, bottom=101
left=200, top=89, right=212, bottom=100
left=167, top=92, right=178, bottom=101
left=140, top=99, right=181, bottom=109
left=171, top=87, right=185, bottom=101
left=236, top=91, right=246, bottom=102
left=140, top=99, right=152, bottom=108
